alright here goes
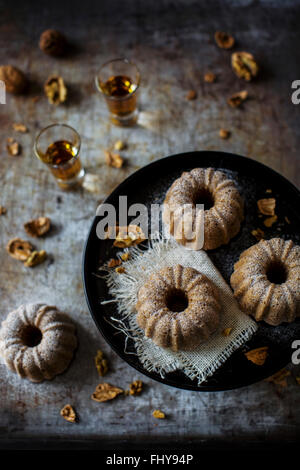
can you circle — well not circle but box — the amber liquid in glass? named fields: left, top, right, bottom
left=43, top=140, right=82, bottom=181
left=100, top=75, right=137, bottom=117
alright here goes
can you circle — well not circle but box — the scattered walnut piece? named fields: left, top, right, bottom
left=257, top=198, right=276, bottom=216
left=121, top=252, right=130, bottom=262
left=265, top=368, right=291, bottom=387
left=186, top=90, right=197, bottom=100
left=110, top=225, right=146, bottom=248
left=0, top=206, right=7, bottom=215
left=284, top=216, right=290, bottom=224
left=12, top=123, right=28, bottom=133
left=245, top=346, right=268, bottom=366
left=7, top=138, right=21, bottom=156
left=6, top=238, right=33, bottom=261
left=152, top=410, right=165, bottom=419
left=60, top=404, right=77, bottom=423
left=296, top=377, right=300, bottom=385
left=44, top=75, right=67, bottom=105
left=108, top=258, right=121, bottom=268
left=265, top=189, right=272, bottom=193
left=214, top=31, right=235, bottom=49
left=91, top=383, right=123, bottom=403
left=24, top=217, right=51, bottom=237
left=227, top=90, right=248, bottom=108
left=39, top=29, right=66, bottom=56
left=105, top=150, right=124, bottom=168
left=219, top=128, right=230, bottom=139
left=222, top=328, right=233, bottom=337
left=129, top=380, right=143, bottom=396
left=24, top=250, right=47, bottom=267
left=251, top=228, right=265, bottom=241
left=263, top=215, right=278, bottom=227
left=204, top=72, right=216, bottom=83
left=231, top=52, right=258, bottom=81
left=114, top=140, right=126, bottom=151
left=94, top=350, right=108, bottom=377
left=115, top=266, right=126, bottom=274
left=0, top=65, right=28, bottom=94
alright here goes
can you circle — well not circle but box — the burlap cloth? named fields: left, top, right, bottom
left=101, top=237, right=258, bottom=385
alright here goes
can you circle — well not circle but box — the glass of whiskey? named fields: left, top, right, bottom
left=34, top=123, right=85, bottom=189
left=95, top=58, right=140, bottom=126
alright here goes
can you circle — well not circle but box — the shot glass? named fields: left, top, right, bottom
left=34, top=123, right=85, bottom=189
left=95, top=58, right=140, bottom=126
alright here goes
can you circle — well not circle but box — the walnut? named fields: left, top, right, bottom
left=263, top=215, right=277, bottom=227
left=24, top=217, right=51, bottom=237
left=115, top=266, right=126, bottom=274
left=251, top=228, right=265, bottom=241
left=152, top=410, right=165, bottom=419
left=186, top=90, right=197, bottom=100
left=227, top=90, right=248, bottom=108
left=214, top=31, right=235, bottom=49
left=60, top=404, right=77, bottom=423
left=94, top=350, right=108, bottom=376
left=7, top=138, right=21, bottom=156
left=257, top=198, right=276, bottom=216
left=0, top=65, right=27, bottom=94
left=129, top=380, right=143, bottom=396
left=0, top=206, right=7, bottom=215
left=24, top=250, right=47, bottom=267
left=6, top=238, right=33, bottom=261
left=91, top=383, right=123, bottom=403
left=204, top=72, right=216, bottom=83
left=114, top=140, right=126, bottom=151
left=44, top=75, right=67, bottom=105
left=244, top=346, right=268, bottom=366
left=219, top=129, right=230, bottom=139
left=105, top=150, right=124, bottom=168
left=222, top=328, right=232, bottom=336
left=265, top=368, right=291, bottom=387
left=39, top=29, right=66, bottom=56
left=112, top=225, right=146, bottom=248
left=231, top=52, right=258, bottom=81
left=12, top=123, right=28, bottom=133
left=107, top=258, right=121, bottom=268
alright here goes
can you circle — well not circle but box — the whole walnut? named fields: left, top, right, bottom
left=39, top=29, right=66, bottom=56
left=0, top=65, right=28, bottom=94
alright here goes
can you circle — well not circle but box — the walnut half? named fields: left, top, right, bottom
left=231, top=52, right=258, bottom=81
left=44, top=75, right=67, bottom=105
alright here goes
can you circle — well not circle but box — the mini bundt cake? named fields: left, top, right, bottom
left=136, top=264, right=222, bottom=351
left=163, top=167, right=244, bottom=250
left=230, top=238, right=300, bottom=326
left=0, top=303, right=77, bottom=382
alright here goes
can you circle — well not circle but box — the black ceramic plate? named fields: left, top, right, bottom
left=83, top=151, right=300, bottom=391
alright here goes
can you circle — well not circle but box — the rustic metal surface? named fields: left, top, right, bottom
left=0, top=0, right=299, bottom=446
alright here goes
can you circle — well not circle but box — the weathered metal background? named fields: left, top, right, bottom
left=0, top=0, right=299, bottom=447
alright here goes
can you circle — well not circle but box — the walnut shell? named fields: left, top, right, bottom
left=39, top=29, right=66, bottom=56
left=24, top=217, right=51, bottom=237
left=0, top=65, right=27, bottom=94
left=6, top=238, right=33, bottom=261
